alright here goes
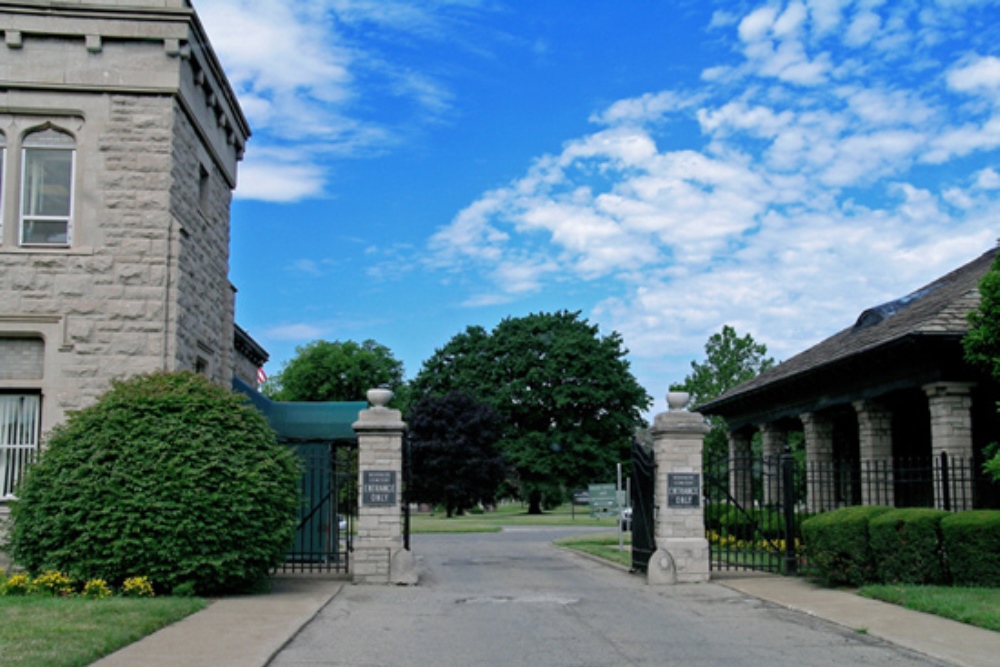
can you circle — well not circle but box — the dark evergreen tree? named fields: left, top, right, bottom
left=406, top=392, right=506, bottom=517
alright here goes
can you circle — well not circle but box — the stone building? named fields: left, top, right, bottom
left=0, top=0, right=257, bottom=502
left=700, top=246, right=1000, bottom=512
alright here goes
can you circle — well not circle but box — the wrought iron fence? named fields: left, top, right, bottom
left=704, top=450, right=997, bottom=575
left=277, top=443, right=355, bottom=575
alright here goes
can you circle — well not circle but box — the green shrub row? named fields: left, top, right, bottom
left=802, top=507, right=1000, bottom=587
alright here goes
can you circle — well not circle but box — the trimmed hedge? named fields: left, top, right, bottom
left=942, top=511, right=1000, bottom=587
left=869, top=508, right=949, bottom=585
left=801, top=505, right=893, bottom=586
left=4, top=371, right=301, bottom=596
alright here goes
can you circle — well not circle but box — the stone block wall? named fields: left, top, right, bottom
left=0, top=0, right=250, bottom=434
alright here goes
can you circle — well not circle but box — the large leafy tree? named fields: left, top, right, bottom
left=267, top=339, right=405, bottom=404
left=963, top=250, right=1000, bottom=480
left=671, top=325, right=776, bottom=462
left=411, top=311, right=651, bottom=513
left=406, top=392, right=506, bottom=517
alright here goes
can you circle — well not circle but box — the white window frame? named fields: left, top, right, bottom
left=0, top=394, right=41, bottom=500
left=19, top=129, right=75, bottom=247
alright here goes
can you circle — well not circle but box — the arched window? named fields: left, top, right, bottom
left=20, top=128, right=75, bottom=246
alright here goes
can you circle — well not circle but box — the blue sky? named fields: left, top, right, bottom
left=198, top=0, right=1000, bottom=408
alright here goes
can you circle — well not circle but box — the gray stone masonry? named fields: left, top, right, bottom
left=924, top=382, right=975, bottom=509
left=0, top=0, right=249, bottom=435
left=647, top=392, right=710, bottom=585
left=800, top=411, right=836, bottom=512
left=854, top=399, right=895, bottom=506
left=728, top=430, right=753, bottom=507
left=759, top=423, right=786, bottom=506
left=352, top=390, right=417, bottom=585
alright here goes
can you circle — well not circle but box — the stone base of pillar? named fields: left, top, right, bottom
left=390, top=548, right=418, bottom=585
left=353, top=543, right=419, bottom=585
left=647, top=538, right=709, bottom=585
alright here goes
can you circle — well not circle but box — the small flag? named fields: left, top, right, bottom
left=257, top=367, right=267, bottom=385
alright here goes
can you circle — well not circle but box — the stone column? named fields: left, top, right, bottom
left=800, top=411, right=835, bottom=512
left=647, top=391, right=710, bottom=585
left=854, top=399, right=894, bottom=506
left=728, top=430, right=754, bottom=508
left=759, top=423, right=786, bottom=506
left=351, top=388, right=417, bottom=585
left=923, top=382, right=975, bottom=510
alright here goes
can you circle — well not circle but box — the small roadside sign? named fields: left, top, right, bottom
left=588, top=483, right=618, bottom=518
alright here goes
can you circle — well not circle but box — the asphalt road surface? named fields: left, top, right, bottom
left=270, top=527, right=951, bottom=667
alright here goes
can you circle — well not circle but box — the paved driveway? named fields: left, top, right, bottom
left=270, top=527, right=951, bottom=667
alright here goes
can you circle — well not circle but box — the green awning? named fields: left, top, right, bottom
left=233, top=377, right=365, bottom=442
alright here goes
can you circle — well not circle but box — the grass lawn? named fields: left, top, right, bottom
left=858, top=584, right=1000, bottom=633
left=0, top=596, right=206, bottom=667
left=410, top=502, right=619, bottom=533
left=553, top=532, right=632, bottom=568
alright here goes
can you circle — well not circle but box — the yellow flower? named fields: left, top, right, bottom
left=122, top=576, right=155, bottom=598
left=83, top=579, right=113, bottom=599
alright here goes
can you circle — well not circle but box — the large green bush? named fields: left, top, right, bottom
left=4, top=371, right=300, bottom=595
left=942, top=511, right=1000, bottom=587
left=801, top=506, right=893, bottom=586
left=869, top=508, right=949, bottom=585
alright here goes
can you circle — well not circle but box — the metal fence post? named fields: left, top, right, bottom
left=781, top=447, right=798, bottom=576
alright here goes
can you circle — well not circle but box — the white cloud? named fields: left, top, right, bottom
left=199, top=0, right=491, bottom=202
left=427, top=0, right=1000, bottom=392
left=266, top=323, right=327, bottom=341
left=236, top=158, right=326, bottom=202
left=947, top=55, right=1000, bottom=101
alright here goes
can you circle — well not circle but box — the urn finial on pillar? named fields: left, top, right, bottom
left=666, top=391, right=690, bottom=411
left=366, top=387, right=394, bottom=409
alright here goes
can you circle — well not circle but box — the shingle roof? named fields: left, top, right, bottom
left=700, top=246, right=998, bottom=414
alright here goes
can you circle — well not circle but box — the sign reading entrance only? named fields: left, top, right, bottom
left=363, top=470, right=397, bottom=506
left=667, top=472, right=701, bottom=508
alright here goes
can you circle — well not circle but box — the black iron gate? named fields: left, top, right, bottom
left=703, top=449, right=800, bottom=574
left=630, top=439, right=656, bottom=573
left=278, top=442, right=355, bottom=574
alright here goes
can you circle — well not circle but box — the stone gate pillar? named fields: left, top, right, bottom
left=647, top=392, right=710, bottom=585
left=924, top=382, right=975, bottom=510
left=801, top=411, right=835, bottom=512
left=760, top=423, right=786, bottom=506
left=352, top=388, right=417, bottom=585
left=854, top=399, right=895, bottom=506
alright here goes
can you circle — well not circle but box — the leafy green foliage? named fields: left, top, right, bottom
left=941, top=510, right=1000, bottom=587
left=963, top=251, right=1000, bottom=480
left=267, top=339, right=405, bottom=405
left=869, top=509, right=949, bottom=585
left=411, top=311, right=651, bottom=513
left=801, top=505, right=893, bottom=586
left=406, top=392, right=506, bottom=517
left=5, top=371, right=300, bottom=596
left=671, top=325, right=775, bottom=462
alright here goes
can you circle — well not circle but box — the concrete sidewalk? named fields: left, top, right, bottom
left=718, top=573, right=1000, bottom=667
left=89, top=577, right=344, bottom=667
left=85, top=570, right=1000, bottom=667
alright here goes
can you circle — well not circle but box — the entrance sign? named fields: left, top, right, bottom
left=588, top=482, right=618, bottom=517
left=363, top=470, right=397, bottom=506
left=667, top=473, right=701, bottom=508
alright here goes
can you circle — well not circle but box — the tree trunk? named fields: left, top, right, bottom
left=527, top=491, right=543, bottom=515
